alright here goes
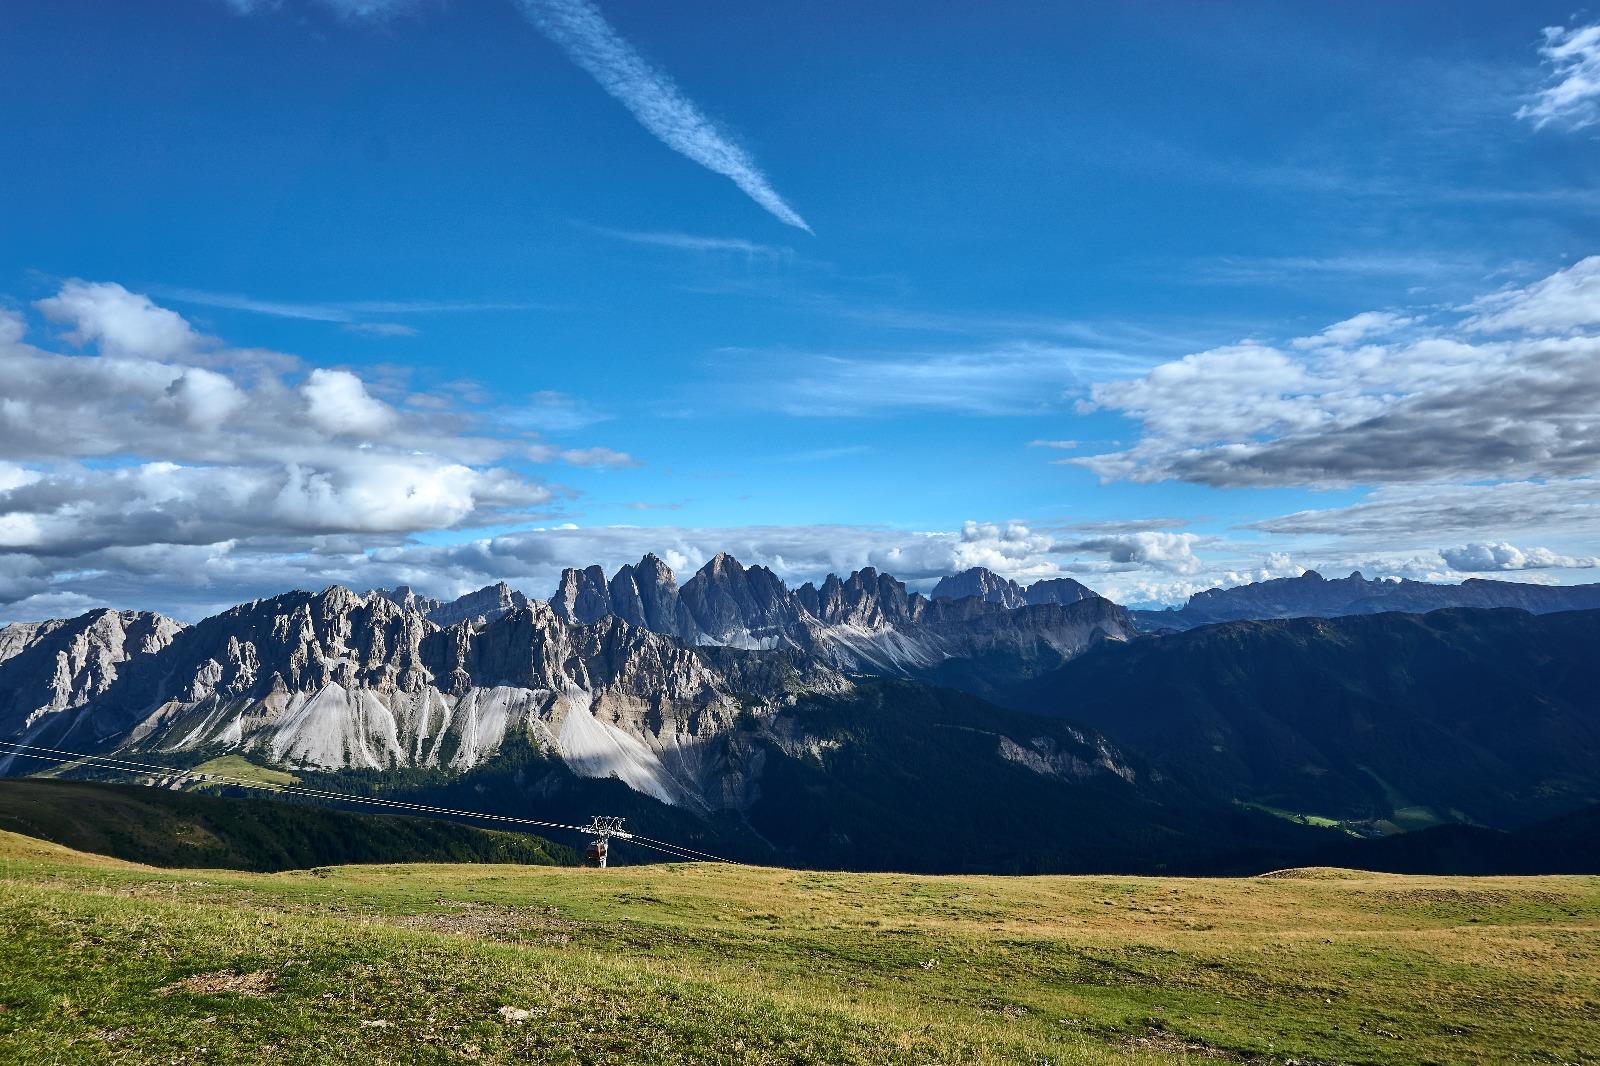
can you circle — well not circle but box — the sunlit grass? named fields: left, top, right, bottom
left=0, top=830, right=1595, bottom=1063
left=187, top=755, right=301, bottom=789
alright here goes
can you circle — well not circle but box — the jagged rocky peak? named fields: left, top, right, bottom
left=932, top=567, right=1028, bottom=608
left=607, top=553, right=695, bottom=638
left=368, top=584, right=444, bottom=616
left=1022, top=577, right=1096, bottom=606
left=932, top=567, right=1098, bottom=608
left=424, top=581, right=530, bottom=627
left=0, top=608, right=186, bottom=735
left=167, top=585, right=441, bottom=701
left=797, top=566, right=920, bottom=628
left=679, top=553, right=806, bottom=647
left=371, top=582, right=529, bottom=627
left=551, top=564, right=612, bottom=624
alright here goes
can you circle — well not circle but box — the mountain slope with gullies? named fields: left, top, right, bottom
left=0, top=554, right=1136, bottom=827
left=0, top=585, right=844, bottom=810
left=11, top=560, right=1600, bottom=874
left=0, top=609, right=185, bottom=740
left=1003, top=606, right=1600, bottom=829
left=342, top=677, right=1325, bottom=874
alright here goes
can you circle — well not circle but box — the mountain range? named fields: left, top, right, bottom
left=1, top=555, right=1597, bottom=872
left=1131, top=568, right=1600, bottom=630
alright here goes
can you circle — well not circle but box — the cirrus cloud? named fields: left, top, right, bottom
left=1516, top=22, right=1600, bottom=133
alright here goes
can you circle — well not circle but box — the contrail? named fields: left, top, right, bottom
left=515, top=0, right=812, bottom=233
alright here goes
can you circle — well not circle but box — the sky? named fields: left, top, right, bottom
left=2, top=0, right=1599, bottom=622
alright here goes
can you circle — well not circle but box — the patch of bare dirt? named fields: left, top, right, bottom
left=390, top=904, right=581, bottom=944
left=1120, top=1028, right=1242, bottom=1059
left=159, top=969, right=276, bottom=997
left=1253, top=867, right=1366, bottom=881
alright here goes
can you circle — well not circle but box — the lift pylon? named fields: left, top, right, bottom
left=582, top=815, right=632, bottom=868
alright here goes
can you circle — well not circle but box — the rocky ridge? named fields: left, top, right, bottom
left=930, top=567, right=1096, bottom=609
left=1132, top=570, right=1600, bottom=630
left=0, top=609, right=185, bottom=740
left=0, top=555, right=1134, bottom=808
left=550, top=555, right=1135, bottom=679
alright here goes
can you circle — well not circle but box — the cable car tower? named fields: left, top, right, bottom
left=582, top=815, right=632, bottom=868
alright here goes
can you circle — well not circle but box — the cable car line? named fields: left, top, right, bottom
left=627, top=833, right=741, bottom=864
left=0, top=740, right=591, bottom=834
left=0, top=740, right=742, bottom=866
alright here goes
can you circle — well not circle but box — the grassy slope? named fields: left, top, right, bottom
left=0, top=779, right=576, bottom=871
left=0, top=831, right=1595, bottom=1064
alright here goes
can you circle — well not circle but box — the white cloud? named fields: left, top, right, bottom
left=1516, top=23, right=1600, bottom=132
left=36, top=280, right=207, bottom=360
left=0, top=280, right=651, bottom=596
left=269, top=459, right=526, bottom=534
left=1463, top=255, right=1600, bottom=334
left=514, top=0, right=810, bottom=231
left=506, top=390, right=612, bottom=432
left=1073, top=258, right=1600, bottom=487
left=316, top=0, right=419, bottom=18
left=1439, top=541, right=1599, bottom=572
left=1291, top=311, right=1417, bottom=349
left=164, top=367, right=246, bottom=431
left=0, top=311, right=24, bottom=345
left=1057, top=531, right=1204, bottom=575
left=301, top=368, right=396, bottom=437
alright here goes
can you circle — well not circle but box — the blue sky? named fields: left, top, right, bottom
left=2, top=0, right=1599, bottom=620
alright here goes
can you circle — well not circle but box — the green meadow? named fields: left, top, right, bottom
left=0, top=829, right=1595, bottom=1064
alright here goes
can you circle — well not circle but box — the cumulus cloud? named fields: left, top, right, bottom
left=1516, top=23, right=1600, bottom=132
left=514, top=0, right=811, bottom=232
left=36, top=280, right=208, bottom=360
left=301, top=368, right=396, bottom=437
left=1439, top=541, right=1599, bottom=572
left=0, top=311, right=24, bottom=345
left=0, top=280, right=646, bottom=609
left=1073, top=258, right=1600, bottom=487
left=163, top=367, right=247, bottom=431
left=1057, top=531, right=1204, bottom=575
